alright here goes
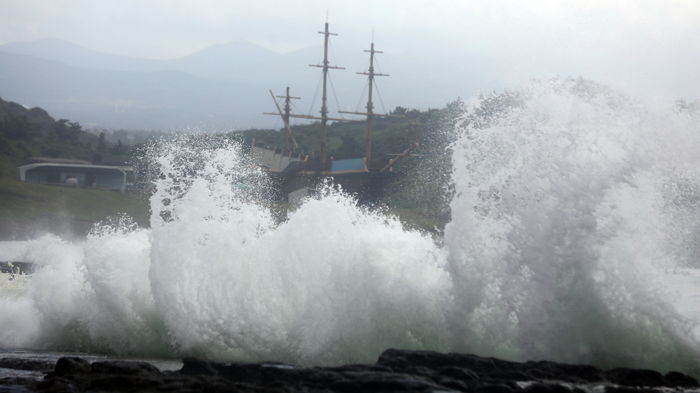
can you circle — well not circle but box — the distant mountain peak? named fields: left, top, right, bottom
left=1, top=37, right=89, bottom=53
left=0, top=37, right=148, bottom=63
left=182, top=40, right=279, bottom=59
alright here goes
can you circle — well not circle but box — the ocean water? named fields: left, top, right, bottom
left=1, top=78, right=700, bottom=374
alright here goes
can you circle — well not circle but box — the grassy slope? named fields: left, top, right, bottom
left=0, top=175, right=149, bottom=239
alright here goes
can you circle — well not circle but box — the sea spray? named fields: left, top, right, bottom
left=0, top=137, right=452, bottom=364
left=146, top=138, right=451, bottom=363
left=446, top=77, right=700, bottom=371
left=1, top=78, right=700, bottom=373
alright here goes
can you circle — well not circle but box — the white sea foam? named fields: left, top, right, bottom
left=446, top=78, right=700, bottom=371
left=1, top=78, right=700, bottom=373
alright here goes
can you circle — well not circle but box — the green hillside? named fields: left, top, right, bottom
left=0, top=97, right=132, bottom=176
left=0, top=97, right=147, bottom=239
left=0, top=176, right=148, bottom=239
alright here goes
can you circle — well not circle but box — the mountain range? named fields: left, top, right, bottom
left=0, top=38, right=487, bottom=131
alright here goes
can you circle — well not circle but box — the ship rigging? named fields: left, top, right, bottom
left=255, top=22, right=416, bottom=201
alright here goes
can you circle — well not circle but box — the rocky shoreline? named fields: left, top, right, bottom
left=0, top=349, right=698, bottom=392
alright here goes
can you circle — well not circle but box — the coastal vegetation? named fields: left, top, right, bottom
left=0, top=96, right=457, bottom=238
left=0, top=97, right=144, bottom=238
left=231, top=100, right=462, bottom=226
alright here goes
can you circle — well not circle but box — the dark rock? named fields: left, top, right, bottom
left=179, top=357, right=219, bottom=376
left=489, top=370, right=533, bottom=381
left=0, top=358, right=55, bottom=372
left=325, top=364, right=392, bottom=373
left=329, top=373, right=443, bottom=393
left=437, top=366, right=479, bottom=382
left=35, top=376, right=78, bottom=392
left=0, top=376, right=37, bottom=386
left=665, top=371, right=699, bottom=387
left=377, top=348, right=519, bottom=376
left=433, top=375, right=473, bottom=391
left=89, top=375, right=161, bottom=390
left=53, top=358, right=90, bottom=376
left=604, top=387, right=661, bottom=393
left=524, top=383, right=572, bottom=393
left=605, top=368, right=666, bottom=387
left=90, top=360, right=160, bottom=376
left=398, top=366, right=437, bottom=378
left=476, top=382, right=518, bottom=393
left=215, top=362, right=292, bottom=383
left=524, top=361, right=602, bottom=383
left=26, top=349, right=700, bottom=392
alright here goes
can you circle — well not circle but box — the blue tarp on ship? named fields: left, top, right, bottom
left=330, top=158, right=366, bottom=172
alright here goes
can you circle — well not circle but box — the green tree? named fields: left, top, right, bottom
left=392, top=106, right=407, bottom=115
left=0, top=115, right=40, bottom=141
left=97, top=132, right=106, bottom=153
left=110, top=139, right=125, bottom=155
left=333, top=135, right=363, bottom=159
left=50, top=119, right=82, bottom=144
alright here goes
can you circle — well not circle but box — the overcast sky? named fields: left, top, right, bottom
left=1, top=0, right=699, bottom=101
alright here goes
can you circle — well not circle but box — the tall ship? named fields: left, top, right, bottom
left=253, top=22, right=416, bottom=203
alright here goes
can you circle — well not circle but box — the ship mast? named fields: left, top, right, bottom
left=309, top=22, right=344, bottom=169
left=264, top=87, right=300, bottom=150
left=339, top=41, right=389, bottom=167
left=264, top=87, right=299, bottom=151
left=278, top=87, right=300, bottom=150
left=360, top=42, right=388, bottom=164
left=268, top=22, right=345, bottom=170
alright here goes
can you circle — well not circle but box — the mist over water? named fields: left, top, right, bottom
left=2, top=78, right=700, bottom=373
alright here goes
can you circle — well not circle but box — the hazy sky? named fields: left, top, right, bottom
left=1, top=0, right=699, bottom=100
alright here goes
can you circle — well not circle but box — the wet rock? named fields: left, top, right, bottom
left=89, top=374, right=162, bottom=391
left=377, top=348, right=519, bottom=375
left=604, top=387, right=661, bottom=393
left=25, top=350, right=700, bottom=392
left=433, top=375, right=473, bottom=391
left=35, top=376, right=77, bottom=392
left=179, top=357, right=219, bottom=376
left=523, top=361, right=603, bottom=383
left=476, top=382, right=519, bottom=393
left=90, top=360, right=160, bottom=376
left=665, top=371, right=699, bottom=387
left=437, top=366, right=479, bottom=382
left=605, top=368, right=666, bottom=387
left=328, top=373, right=445, bottom=393
left=53, top=358, right=89, bottom=376
left=0, top=376, right=38, bottom=386
left=0, top=377, right=38, bottom=393
left=0, top=358, right=55, bottom=372
left=523, top=382, right=572, bottom=393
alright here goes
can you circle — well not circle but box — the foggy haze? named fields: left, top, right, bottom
left=0, top=0, right=698, bottom=130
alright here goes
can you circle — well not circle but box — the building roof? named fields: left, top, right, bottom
left=17, top=162, right=133, bottom=184
left=27, top=157, right=92, bottom=165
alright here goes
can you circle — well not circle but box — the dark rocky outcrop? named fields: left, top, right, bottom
left=52, top=357, right=90, bottom=377
left=1, top=349, right=697, bottom=392
left=0, top=358, right=54, bottom=373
